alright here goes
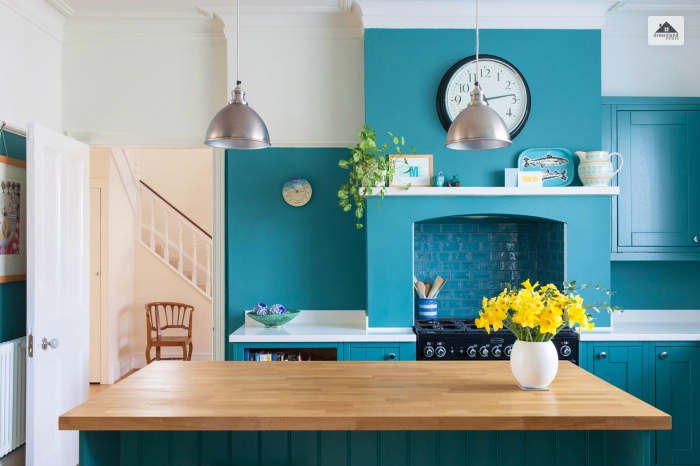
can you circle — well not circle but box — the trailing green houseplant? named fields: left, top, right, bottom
left=338, top=125, right=415, bottom=229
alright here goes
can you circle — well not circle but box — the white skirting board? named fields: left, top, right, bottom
left=0, top=446, right=25, bottom=466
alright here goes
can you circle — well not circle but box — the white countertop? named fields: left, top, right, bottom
left=229, top=310, right=416, bottom=343
left=581, top=310, right=700, bottom=341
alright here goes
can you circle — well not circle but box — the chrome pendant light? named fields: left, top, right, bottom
left=205, top=0, right=270, bottom=149
left=446, top=0, right=511, bottom=150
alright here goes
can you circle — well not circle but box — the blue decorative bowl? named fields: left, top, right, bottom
left=246, top=309, right=300, bottom=328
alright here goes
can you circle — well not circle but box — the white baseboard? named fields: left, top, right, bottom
left=0, top=445, right=25, bottom=466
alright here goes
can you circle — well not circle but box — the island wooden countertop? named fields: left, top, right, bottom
left=59, top=360, right=670, bottom=432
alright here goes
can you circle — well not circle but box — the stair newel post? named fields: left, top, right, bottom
left=164, top=209, right=170, bottom=263
left=178, top=221, right=184, bottom=273
left=206, top=243, right=211, bottom=296
left=149, top=197, right=156, bottom=251
left=192, top=233, right=198, bottom=286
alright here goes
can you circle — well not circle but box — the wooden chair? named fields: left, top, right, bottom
left=145, top=302, right=194, bottom=364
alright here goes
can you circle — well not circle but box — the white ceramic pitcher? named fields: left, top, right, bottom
left=575, top=151, right=624, bottom=186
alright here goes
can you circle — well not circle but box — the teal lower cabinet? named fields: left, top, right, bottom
left=581, top=341, right=700, bottom=466
left=80, top=430, right=648, bottom=466
left=232, top=342, right=416, bottom=362
left=654, top=345, right=700, bottom=465
left=343, top=342, right=416, bottom=361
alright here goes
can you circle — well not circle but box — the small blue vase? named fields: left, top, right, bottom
left=417, top=297, right=437, bottom=319
left=431, top=171, right=445, bottom=187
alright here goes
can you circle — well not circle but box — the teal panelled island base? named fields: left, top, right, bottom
left=80, top=430, right=648, bottom=466
left=61, top=361, right=669, bottom=466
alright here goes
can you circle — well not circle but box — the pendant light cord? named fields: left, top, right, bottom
left=236, top=0, right=240, bottom=83
left=475, top=0, right=479, bottom=87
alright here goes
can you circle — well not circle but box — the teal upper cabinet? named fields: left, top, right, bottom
left=604, top=98, right=700, bottom=260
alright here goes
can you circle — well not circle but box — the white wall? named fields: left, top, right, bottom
left=602, top=10, right=700, bottom=97
left=107, top=154, right=136, bottom=383
left=0, top=0, right=64, bottom=132
left=62, top=11, right=365, bottom=147
left=62, top=17, right=227, bottom=146
left=137, top=148, right=213, bottom=234
left=133, top=246, right=213, bottom=364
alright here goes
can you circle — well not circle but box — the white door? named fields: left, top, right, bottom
left=89, top=187, right=101, bottom=383
left=26, top=123, right=90, bottom=466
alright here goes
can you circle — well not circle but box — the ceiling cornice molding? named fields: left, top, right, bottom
left=0, top=0, right=66, bottom=41
left=353, top=0, right=618, bottom=29
left=44, top=0, right=74, bottom=17
left=615, top=3, right=700, bottom=12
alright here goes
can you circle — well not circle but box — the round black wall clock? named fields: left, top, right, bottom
left=436, top=54, right=531, bottom=140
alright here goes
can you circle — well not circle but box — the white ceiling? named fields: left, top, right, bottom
left=49, top=0, right=700, bottom=17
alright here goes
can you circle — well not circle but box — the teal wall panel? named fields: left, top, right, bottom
left=350, top=431, right=377, bottom=466
left=260, top=432, right=288, bottom=465
left=0, top=132, right=26, bottom=344
left=171, top=432, right=199, bottom=466
left=408, top=431, right=436, bottom=465
left=231, top=431, right=259, bottom=466
left=612, top=261, right=700, bottom=309
left=320, top=432, right=348, bottom=466
left=291, top=432, right=318, bottom=466
left=378, top=432, right=407, bottom=466
left=364, top=29, right=602, bottom=187
left=437, top=431, right=467, bottom=466
left=141, top=431, right=170, bottom=466
left=225, top=148, right=367, bottom=353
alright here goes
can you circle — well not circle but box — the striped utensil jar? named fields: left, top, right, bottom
left=417, top=297, right=437, bottom=319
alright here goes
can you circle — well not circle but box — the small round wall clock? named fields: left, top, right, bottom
left=436, top=54, right=531, bottom=140
left=281, top=177, right=312, bottom=207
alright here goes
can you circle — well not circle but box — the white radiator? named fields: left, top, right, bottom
left=0, top=337, right=25, bottom=458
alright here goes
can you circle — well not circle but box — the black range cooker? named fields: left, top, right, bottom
left=414, top=318, right=580, bottom=365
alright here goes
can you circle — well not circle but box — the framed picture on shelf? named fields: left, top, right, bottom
left=0, top=155, right=26, bottom=283
left=389, top=154, right=433, bottom=187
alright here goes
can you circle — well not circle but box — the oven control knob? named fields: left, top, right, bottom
left=423, top=346, right=435, bottom=358
left=504, top=345, right=512, bottom=358
left=479, top=346, right=489, bottom=358
left=435, top=346, right=447, bottom=358
left=467, top=346, right=477, bottom=358
left=560, top=345, right=572, bottom=357
left=492, top=346, right=502, bottom=358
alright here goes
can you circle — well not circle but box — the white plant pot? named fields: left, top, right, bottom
left=509, top=340, right=559, bottom=389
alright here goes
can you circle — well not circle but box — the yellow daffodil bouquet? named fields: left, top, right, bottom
left=475, top=279, right=614, bottom=342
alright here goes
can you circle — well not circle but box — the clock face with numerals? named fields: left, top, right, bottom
left=436, top=54, right=531, bottom=140
left=282, top=177, right=312, bottom=207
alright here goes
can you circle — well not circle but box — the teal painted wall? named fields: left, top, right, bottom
left=226, top=148, right=367, bottom=352
left=364, top=29, right=602, bottom=186
left=0, top=131, right=26, bottom=343
left=224, top=30, right=609, bottom=343
left=612, top=262, right=700, bottom=309
left=366, top=196, right=613, bottom=327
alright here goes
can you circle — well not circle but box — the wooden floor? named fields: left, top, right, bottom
left=89, top=369, right=138, bottom=399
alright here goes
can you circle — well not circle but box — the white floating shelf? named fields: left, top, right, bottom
left=366, top=187, right=619, bottom=197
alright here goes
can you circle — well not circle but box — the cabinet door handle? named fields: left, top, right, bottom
left=387, top=353, right=396, bottom=360
left=597, top=352, right=607, bottom=359
left=659, top=352, right=668, bottom=360
left=694, top=235, right=699, bottom=243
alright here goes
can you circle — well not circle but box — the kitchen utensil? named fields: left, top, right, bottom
left=428, top=276, right=444, bottom=298
left=424, top=283, right=432, bottom=297
left=416, top=281, right=426, bottom=298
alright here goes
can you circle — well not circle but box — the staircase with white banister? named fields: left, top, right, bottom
left=137, top=181, right=212, bottom=300
left=113, top=148, right=213, bottom=301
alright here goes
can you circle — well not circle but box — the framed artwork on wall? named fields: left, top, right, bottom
left=0, top=155, right=26, bottom=282
left=389, top=154, right=433, bottom=187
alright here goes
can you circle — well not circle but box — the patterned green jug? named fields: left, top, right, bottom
left=575, top=151, right=624, bottom=186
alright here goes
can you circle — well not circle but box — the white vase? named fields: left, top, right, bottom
left=509, top=340, right=559, bottom=389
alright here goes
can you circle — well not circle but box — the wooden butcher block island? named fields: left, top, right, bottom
left=61, top=360, right=669, bottom=431
left=62, top=361, right=670, bottom=466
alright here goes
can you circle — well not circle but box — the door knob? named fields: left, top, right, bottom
left=694, top=236, right=699, bottom=243
left=387, top=353, right=396, bottom=360
left=41, top=337, right=59, bottom=351
left=597, top=352, right=607, bottom=359
left=659, top=352, right=668, bottom=359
